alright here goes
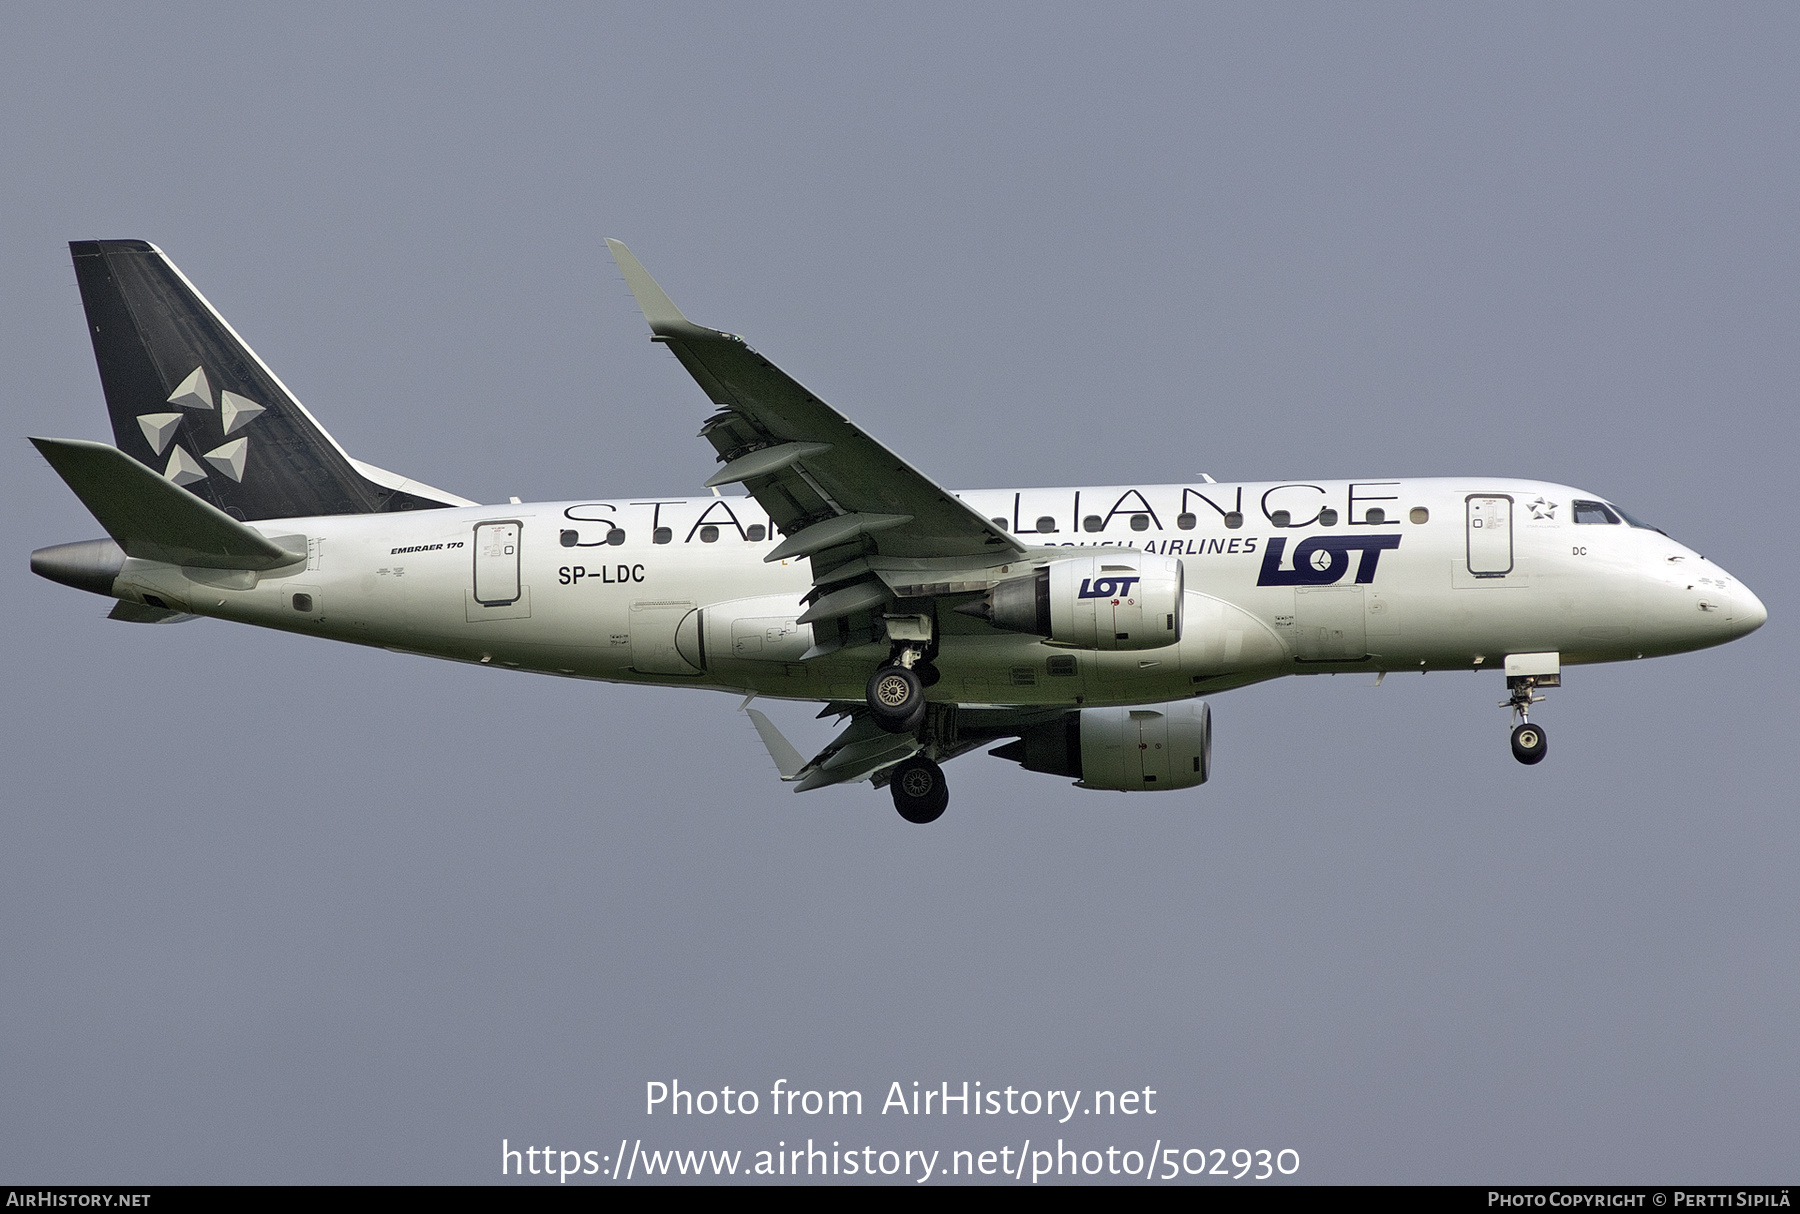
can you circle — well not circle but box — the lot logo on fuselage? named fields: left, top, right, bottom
left=1257, top=535, right=1401, bottom=587
left=1078, top=576, right=1140, bottom=599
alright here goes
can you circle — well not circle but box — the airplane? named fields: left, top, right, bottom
left=29, top=239, right=1768, bottom=824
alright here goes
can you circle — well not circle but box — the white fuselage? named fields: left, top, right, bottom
left=108, top=478, right=1765, bottom=707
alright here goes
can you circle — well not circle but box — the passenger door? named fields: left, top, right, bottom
left=1466, top=496, right=1513, bottom=577
left=472, top=521, right=522, bottom=605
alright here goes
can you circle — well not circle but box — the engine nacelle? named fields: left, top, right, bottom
left=990, top=701, right=1211, bottom=791
left=964, top=550, right=1183, bottom=651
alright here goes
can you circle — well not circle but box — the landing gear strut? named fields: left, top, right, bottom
left=890, top=754, right=948, bottom=824
left=1502, top=675, right=1552, bottom=765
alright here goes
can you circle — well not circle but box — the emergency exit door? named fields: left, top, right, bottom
left=473, top=521, right=522, bottom=605
left=1466, top=496, right=1513, bottom=577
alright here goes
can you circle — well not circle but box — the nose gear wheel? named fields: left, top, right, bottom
left=1510, top=722, right=1548, bottom=765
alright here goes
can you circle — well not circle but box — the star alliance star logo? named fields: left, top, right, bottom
left=136, top=366, right=266, bottom=487
left=1526, top=497, right=1557, bottom=521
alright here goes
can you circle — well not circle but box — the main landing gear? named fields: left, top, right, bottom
left=889, top=754, right=948, bottom=824
left=867, top=643, right=936, bottom=734
left=866, top=622, right=948, bottom=821
left=1503, top=675, right=1552, bottom=765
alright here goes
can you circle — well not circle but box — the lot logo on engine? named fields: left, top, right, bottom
left=1078, top=576, right=1140, bottom=600
left=1257, top=535, right=1401, bottom=587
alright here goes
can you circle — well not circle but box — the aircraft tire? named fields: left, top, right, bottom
left=1510, top=722, right=1548, bottom=765
left=890, top=755, right=948, bottom=824
left=867, top=665, right=926, bottom=734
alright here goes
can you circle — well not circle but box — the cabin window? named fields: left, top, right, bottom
left=1083, top=514, right=1103, bottom=532
left=1270, top=509, right=1291, bottom=527
left=653, top=527, right=672, bottom=544
left=560, top=529, right=579, bottom=547
left=607, top=529, right=625, bottom=546
left=291, top=593, right=313, bottom=613
left=746, top=524, right=767, bottom=542
left=1409, top=507, right=1429, bottom=524
left=1129, top=514, right=1150, bottom=531
left=1224, top=511, right=1243, bottom=529
left=990, top=517, right=1008, bottom=531
left=1034, top=516, right=1057, bottom=534
left=1364, top=507, right=1386, bottom=524
left=699, top=525, right=720, bottom=543
left=1176, top=513, right=1196, bottom=530
left=1573, top=500, right=1621, bottom=525
left=1318, top=508, right=1338, bottom=526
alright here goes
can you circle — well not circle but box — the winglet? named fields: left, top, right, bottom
left=746, top=709, right=808, bottom=781
left=605, top=239, right=720, bottom=342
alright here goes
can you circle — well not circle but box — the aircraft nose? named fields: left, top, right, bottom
left=1734, top=582, right=1768, bottom=637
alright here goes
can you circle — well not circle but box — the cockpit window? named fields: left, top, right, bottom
left=1572, top=500, right=1621, bottom=525
left=1610, top=504, right=1667, bottom=536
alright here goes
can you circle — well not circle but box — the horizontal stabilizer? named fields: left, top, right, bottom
left=108, top=600, right=199, bottom=624
left=32, top=437, right=302, bottom=570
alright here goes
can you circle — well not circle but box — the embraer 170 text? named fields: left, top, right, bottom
left=31, top=240, right=1767, bottom=822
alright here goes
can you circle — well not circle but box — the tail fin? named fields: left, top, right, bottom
left=69, top=240, right=471, bottom=520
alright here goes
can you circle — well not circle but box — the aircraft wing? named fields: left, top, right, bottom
left=745, top=701, right=1068, bottom=792
left=606, top=241, right=1025, bottom=580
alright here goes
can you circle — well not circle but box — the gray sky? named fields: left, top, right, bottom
left=2, top=2, right=1795, bottom=1184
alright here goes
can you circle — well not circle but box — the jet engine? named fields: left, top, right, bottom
left=989, top=701, right=1211, bottom=791
left=958, top=550, right=1183, bottom=651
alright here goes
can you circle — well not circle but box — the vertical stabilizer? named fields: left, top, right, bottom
left=69, top=240, right=468, bottom=520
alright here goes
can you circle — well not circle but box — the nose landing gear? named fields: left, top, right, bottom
left=1502, top=674, right=1553, bottom=765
